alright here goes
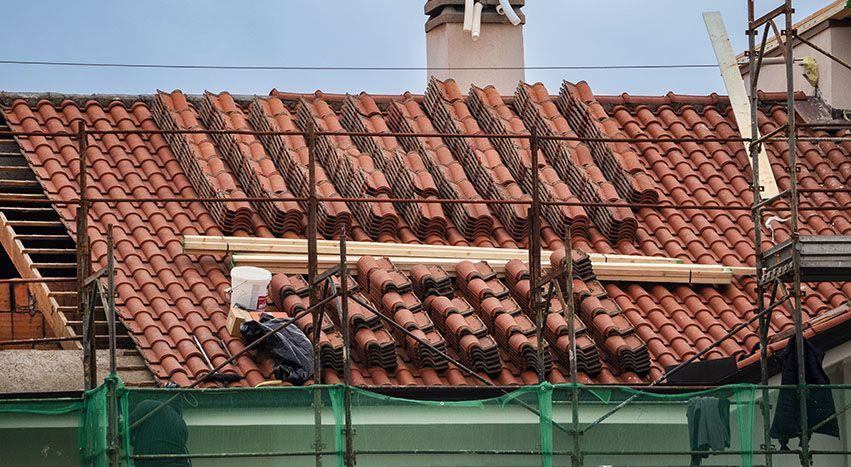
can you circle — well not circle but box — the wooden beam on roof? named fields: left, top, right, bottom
left=0, top=211, right=77, bottom=348
left=196, top=235, right=755, bottom=285
left=703, top=11, right=781, bottom=199
left=231, top=253, right=746, bottom=285
left=184, top=235, right=687, bottom=265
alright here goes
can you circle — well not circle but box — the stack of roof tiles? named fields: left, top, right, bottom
left=199, top=92, right=305, bottom=235
left=386, top=94, right=501, bottom=245
left=340, top=94, right=449, bottom=242
left=503, top=259, right=603, bottom=375
left=410, top=265, right=502, bottom=374
left=550, top=249, right=651, bottom=375
left=248, top=96, right=355, bottom=239
left=331, top=278, right=400, bottom=371
left=266, top=274, right=346, bottom=373
left=454, top=261, right=551, bottom=373
left=424, top=78, right=531, bottom=241
left=152, top=92, right=255, bottom=234
left=467, top=84, right=590, bottom=240
left=295, top=97, right=401, bottom=241
left=357, top=256, right=449, bottom=371
left=4, top=80, right=850, bottom=388
left=557, top=82, right=659, bottom=206
left=514, top=82, right=640, bottom=244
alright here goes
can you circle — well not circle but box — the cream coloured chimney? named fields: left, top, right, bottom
left=425, top=0, right=525, bottom=95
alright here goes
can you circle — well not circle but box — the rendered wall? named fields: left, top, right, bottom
left=427, top=22, right=525, bottom=95
left=743, top=25, right=851, bottom=110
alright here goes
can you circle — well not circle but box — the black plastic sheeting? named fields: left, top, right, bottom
left=240, top=313, right=314, bottom=385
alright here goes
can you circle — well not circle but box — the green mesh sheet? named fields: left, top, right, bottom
left=0, top=395, right=84, bottom=466
left=15, top=379, right=840, bottom=467
left=554, top=384, right=757, bottom=467
left=5, top=377, right=851, bottom=467
left=110, top=382, right=761, bottom=466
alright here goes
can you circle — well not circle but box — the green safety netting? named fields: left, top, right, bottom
left=10, top=378, right=851, bottom=466
left=0, top=393, right=85, bottom=466
left=107, top=382, right=760, bottom=466
left=80, top=376, right=130, bottom=467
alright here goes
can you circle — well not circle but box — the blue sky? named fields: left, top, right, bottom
left=0, top=1, right=825, bottom=96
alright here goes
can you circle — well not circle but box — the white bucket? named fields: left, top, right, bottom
left=230, top=266, right=272, bottom=311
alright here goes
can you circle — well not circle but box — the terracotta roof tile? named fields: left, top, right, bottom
left=4, top=81, right=849, bottom=388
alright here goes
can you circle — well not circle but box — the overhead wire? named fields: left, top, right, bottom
left=0, top=59, right=720, bottom=71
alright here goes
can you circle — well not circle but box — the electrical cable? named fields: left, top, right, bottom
left=0, top=59, right=719, bottom=71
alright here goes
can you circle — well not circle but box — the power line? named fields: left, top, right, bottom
left=0, top=59, right=719, bottom=71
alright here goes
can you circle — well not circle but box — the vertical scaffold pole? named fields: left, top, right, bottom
left=784, top=1, right=809, bottom=464
left=306, top=119, right=323, bottom=467
left=339, top=225, right=354, bottom=467
left=560, top=226, right=580, bottom=467
left=747, top=2, right=774, bottom=465
left=107, top=224, right=117, bottom=376
left=106, top=225, right=121, bottom=466
left=77, top=121, right=95, bottom=390
left=529, top=127, right=544, bottom=383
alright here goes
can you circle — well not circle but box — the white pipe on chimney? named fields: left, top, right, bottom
left=462, top=0, right=475, bottom=32
left=471, top=1, right=483, bottom=41
left=496, top=0, right=522, bottom=26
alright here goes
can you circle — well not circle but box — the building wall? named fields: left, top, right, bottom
left=0, top=282, right=50, bottom=346
left=742, top=25, right=851, bottom=110
left=827, top=25, right=851, bottom=111
left=426, top=22, right=524, bottom=95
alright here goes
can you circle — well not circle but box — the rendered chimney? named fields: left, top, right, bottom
left=425, top=0, right=525, bottom=95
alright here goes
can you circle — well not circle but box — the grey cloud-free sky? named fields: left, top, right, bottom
left=0, top=1, right=826, bottom=96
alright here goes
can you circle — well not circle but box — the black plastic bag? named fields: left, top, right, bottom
left=240, top=313, right=314, bottom=385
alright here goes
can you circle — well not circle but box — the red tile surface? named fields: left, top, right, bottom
left=3, top=81, right=849, bottom=388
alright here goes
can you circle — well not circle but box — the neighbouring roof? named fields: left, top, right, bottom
left=2, top=78, right=849, bottom=388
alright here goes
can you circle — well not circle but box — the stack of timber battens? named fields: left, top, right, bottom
left=184, top=235, right=750, bottom=285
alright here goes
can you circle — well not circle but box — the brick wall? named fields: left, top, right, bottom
left=0, top=283, right=53, bottom=348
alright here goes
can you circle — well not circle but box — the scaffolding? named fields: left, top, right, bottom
left=1, top=2, right=851, bottom=465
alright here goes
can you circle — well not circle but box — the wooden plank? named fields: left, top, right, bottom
left=233, top=254, right=741, bottom=284
left=31, top=263, right=77, bottom=269
left=2, top=206, right=56, bottom=213
left=0, top=193, right=46, bottom=201
left=185, top=235, right=547, bottom=259
left=704, top=11, right=780, bottom=199
left=0, top=165, right=33, bottom=171
left=5, top=220, right=64, bottom=228
left=0, top=179, right=39, bottom=188
left=184, top=235, right=689, bottom=265
left=22, top=248, right=77, bottom=255
left=591, top=253, right=681, bottom=264
left=0, top=212, right=76, bottom=348
left=15, top=234, right=72, bottom=240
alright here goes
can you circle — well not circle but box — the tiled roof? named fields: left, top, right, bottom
left=2, top=79, right=849, bottom=388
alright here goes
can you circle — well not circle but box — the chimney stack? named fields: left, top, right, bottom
left=425, top=0, right=525, bottom=95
